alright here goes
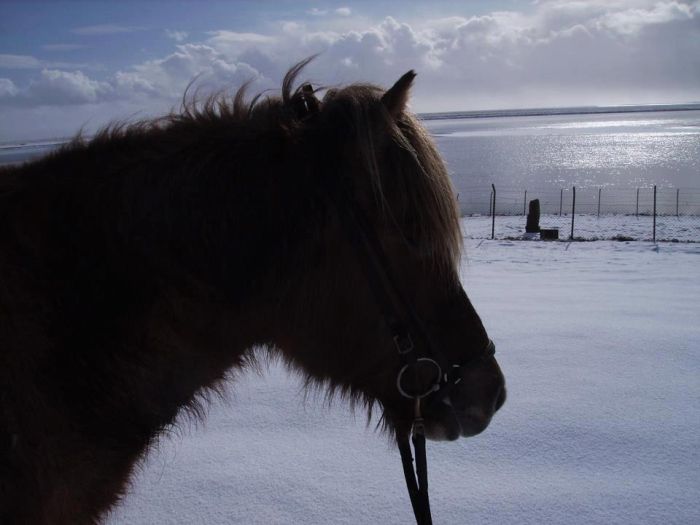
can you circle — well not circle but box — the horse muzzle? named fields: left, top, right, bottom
left=422, top=363, right=507, bottom=441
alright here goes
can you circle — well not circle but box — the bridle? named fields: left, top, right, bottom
left=295, top=84, right=496, bottom=523
left=326, top=178, right=496, bottom=525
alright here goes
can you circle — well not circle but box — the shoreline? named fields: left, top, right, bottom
left=419, top=102, right=700, bottom=121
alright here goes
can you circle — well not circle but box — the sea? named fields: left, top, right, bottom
left=422, top=104, right=700, bottom=215
left=2, top=104, right=699, bottom=214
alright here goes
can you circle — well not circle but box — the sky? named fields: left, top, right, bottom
left=1, top=0, right=699, bottom=141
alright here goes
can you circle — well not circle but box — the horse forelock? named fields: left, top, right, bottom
left=317, top=82, right=462, bottom=276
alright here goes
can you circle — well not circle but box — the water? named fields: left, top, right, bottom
left=0, top=140, right=68, bottom=166
left=423, top=106, right=700, bottom=195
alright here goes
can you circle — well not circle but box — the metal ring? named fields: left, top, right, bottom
left=396, top=358, right=443, bottom=399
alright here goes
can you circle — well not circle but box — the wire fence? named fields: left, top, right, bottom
left=457, top=185, right=700, bottom=242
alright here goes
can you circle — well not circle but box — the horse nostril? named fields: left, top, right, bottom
left=494, top=386, right=507, bottom=412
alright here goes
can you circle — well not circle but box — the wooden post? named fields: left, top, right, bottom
left=523, top=190, right=527, bottom=216
left=597, top=188, right=601, bottom=218
left=559, top=188, right=563, bottom=216
left=526, top=199, right=541, bottom=233
left=570, top=186, right=576, bottom=240
left=676, top=188, right=679, bottom=217
left=491, top=184, right=496, bottom=240
left=636, top=188, right=639, bottom=217
left=653, top=185, right=657, bottom=242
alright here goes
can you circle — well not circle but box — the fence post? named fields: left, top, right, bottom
left=653, top=185, right=657, bottom=242
left=523, top=190, right=527, bottom=216
left=676, top=188, right=679, bottom=217
left=570, top=186, right=576, bottom=240
left=597, top=188, right=601, bottom=218
left=559, top=188, right=563, bottom=216
left=636, top=188, right=639, bottom=217
left=491, top=184, right=496, bottom=240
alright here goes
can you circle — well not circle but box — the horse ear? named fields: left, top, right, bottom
left=381, top=70, right=416, bottom=118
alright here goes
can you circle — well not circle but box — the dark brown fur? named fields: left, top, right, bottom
left=0, top=61, right=505, bottom=524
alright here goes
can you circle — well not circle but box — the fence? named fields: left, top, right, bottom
left=457, top=185, right=700, bottom=242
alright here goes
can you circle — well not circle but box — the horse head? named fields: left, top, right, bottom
left=278, top=68, right=506, bottom=442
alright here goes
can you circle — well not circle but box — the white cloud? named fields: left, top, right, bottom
left=191, top=2, right=699, bottom=111
left=205, top=31, right=278, bottom=58
left=207, top=31, right=276, bottom=45
left=72, top=24, right=146, bottom=36
left=0, top=54, right=43, bottom=69
left=113, top=71, right=159, bottom=97
left=24, top=69, right=112, bottom=105
left=0, top=53, right=97, bottom=71
left=2, top=0, right=699, bottom=137
left=0, top=78, right=18, bottom=98
left=165, top=30, right=189, bottom=42
left=596, top=1, right=695, bottom=34
left=115, top=43, right=263, bottom=100
left=41, top=44, right=86, bottom=52
left=307, top=6, right=352, bottom=18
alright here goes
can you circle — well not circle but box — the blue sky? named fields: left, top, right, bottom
left=1, top=0, right=699, bottom=141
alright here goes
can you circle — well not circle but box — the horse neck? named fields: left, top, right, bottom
left=3, top=131, right=323, bottom=435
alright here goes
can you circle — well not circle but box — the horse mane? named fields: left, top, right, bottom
left=40, top=58, right=461, bottom=276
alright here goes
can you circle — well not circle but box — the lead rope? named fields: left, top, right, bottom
left=398, top=398, right=433, bottom=525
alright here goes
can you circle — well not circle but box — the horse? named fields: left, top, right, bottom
left=0, top=59, right=506, bottom=524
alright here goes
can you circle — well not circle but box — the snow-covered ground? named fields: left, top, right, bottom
left=461, top=214, right=700, bottom=242
left=107, top=228, right=700, bottom=524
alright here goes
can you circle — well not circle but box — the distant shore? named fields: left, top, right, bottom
left=419, top=102, right=700, bottom=121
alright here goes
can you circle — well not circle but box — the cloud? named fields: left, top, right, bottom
left=204, top=31, right=278, bottom=64
left=207, top=31, right=276, bottom=45
left=0, top=44, right=265, bottom=110
left=0, top=54, right=43, bottom=69
left=308, top=6, right=352, bottom=17
left=596, top=0, right=695, bottom=34
left=0, top=53, right=97, bottom=71
left=72, top=24, right=146, bottom=36
left=2, top=0, right=699, bottom=138
left=0, top=78, right=18, bottom=98
left=41, top=44, right=86, bottom=52
left=22, top=69, right=112, bottom=105
left=181, top=2, right=699, bottom=111
left=114, top=43, right=263, bottom=100
left=165, top=29, right=189, bottom=42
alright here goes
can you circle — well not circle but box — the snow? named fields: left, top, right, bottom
left=461, top=214, right=700, bottom=242
left=106, top=228, right=700, bottom=524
